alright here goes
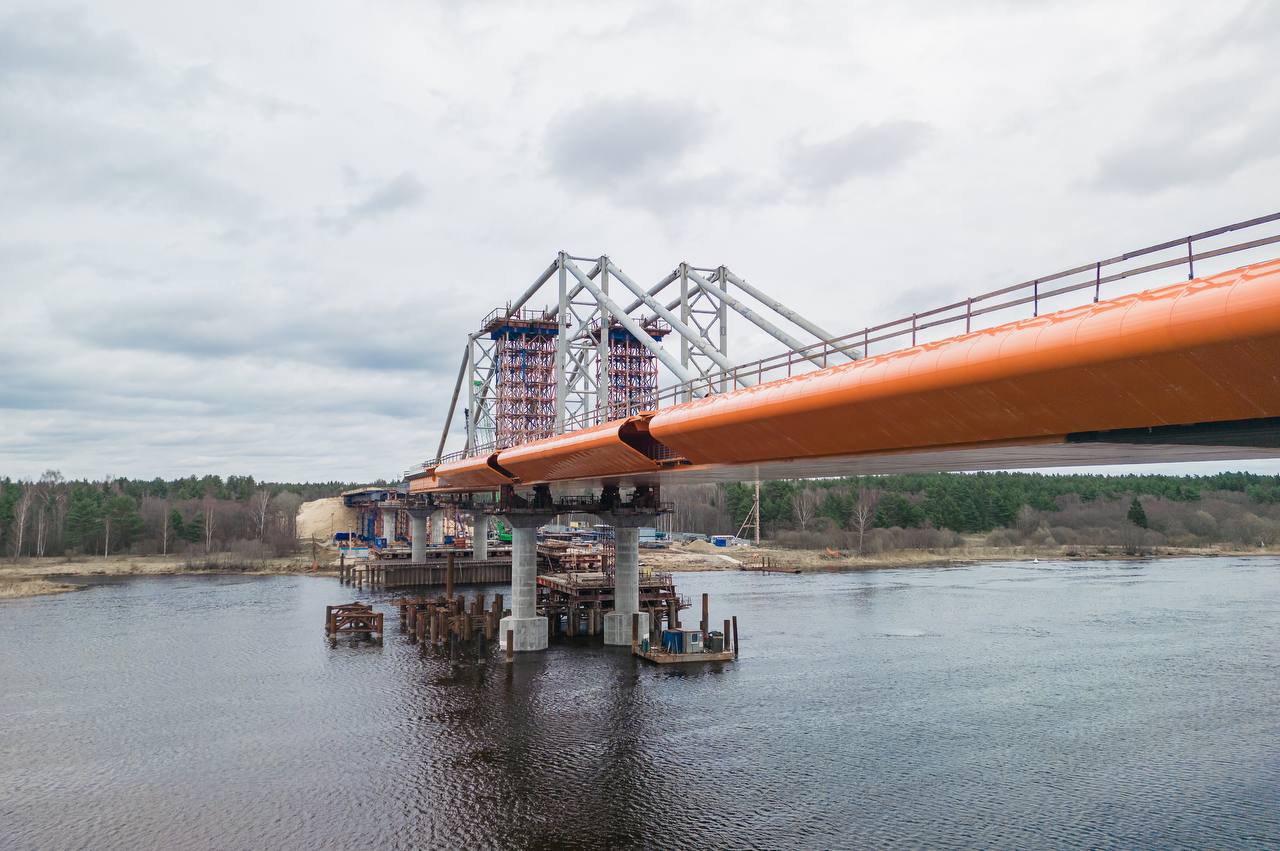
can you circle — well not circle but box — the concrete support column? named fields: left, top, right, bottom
left=408, top=509, right=428, bottom=563
left=380, top=507, right=398, bottom=545
left=499, top=514, right=550, bottom=652
left=472, top=514, right=489, bottom=561
left=604, top=516, right=654, bottom=645
left=430, top=510, right=445, bottom=545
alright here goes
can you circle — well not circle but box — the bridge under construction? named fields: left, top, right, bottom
left=400, top=213, right=1280, bottom=651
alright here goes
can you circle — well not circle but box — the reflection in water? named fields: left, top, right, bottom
left=2, top=560, right=1279, bottom=849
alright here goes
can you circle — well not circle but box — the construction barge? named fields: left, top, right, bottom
left=627, top=599, right=739, bottom=664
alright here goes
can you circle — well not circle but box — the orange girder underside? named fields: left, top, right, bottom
left=495, top=416, right=662, bottom=485
left=647, top=258, right=1280, bottom=467
left=432, top=453, right=512, bottom=491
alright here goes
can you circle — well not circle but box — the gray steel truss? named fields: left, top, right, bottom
left=430, top=251, right=851, bottom=462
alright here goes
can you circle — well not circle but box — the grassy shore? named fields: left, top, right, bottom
left=0, top=552, right=338, bottom=600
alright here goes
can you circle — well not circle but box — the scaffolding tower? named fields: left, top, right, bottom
left=484, top=308, right=560, bottom=448
left=597, top=319, right=667, bottom=421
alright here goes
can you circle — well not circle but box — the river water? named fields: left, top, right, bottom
left=1, top=557, right=1277, bottom=850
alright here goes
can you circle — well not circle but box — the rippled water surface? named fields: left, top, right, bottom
left=2, top=558, right=1278, bottom=849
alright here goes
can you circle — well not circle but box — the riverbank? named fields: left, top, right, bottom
left=0, top=553, right=339, bottom=600
left=5, top=542, right=1277, bottom=600
left=643, top=540, right=1280, bottom=573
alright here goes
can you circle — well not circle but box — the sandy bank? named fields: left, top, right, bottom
left=297, top=496, right=357, bottom=541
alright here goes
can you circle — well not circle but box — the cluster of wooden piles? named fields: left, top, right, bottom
left=393, top=593, right=508, bottom=654
left=739, top=555, right=801, bottom=574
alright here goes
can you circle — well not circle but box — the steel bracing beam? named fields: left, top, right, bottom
left=721, top=269, right=859, bottom=361
left=557, top=258, right=603, bottom=316
left=555, top=255, right=568, bottom=433
left=683, top=267, right=830, bottom=369
left=495, top=260, right=559, bottom=328
left=467, top=334, right=497, bottom=451
left=435, top=344, right=470, bottom=463
left=621, top=269, right=680, bottom=315
left=605, top=260, right=753, bottom=387
left=563, top=258, right=696, bottom=385
left=597, top=257, right=610, bottom=423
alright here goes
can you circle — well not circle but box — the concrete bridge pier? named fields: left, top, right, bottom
left=471, top=513, right=489, bottom=561
left=380, top=506, right=399, bottom=545
left=430, top=510, right=446, bottom=545
left=603, top=515, right=654, bottom=646
left=500, top=514, right=550, bottom=652
left=407, top=509, right=429, bottom=563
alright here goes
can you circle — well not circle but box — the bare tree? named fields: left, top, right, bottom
left=202, top=493, right=216, bottom=554
left=792, top=486, right=823, bottom=532
left=33, top=474, right=51, bottom=557
left=50, top=488, right=67, bottom=556
left=850, top=487, right=881, bottom=555
left=268, top=491, right=304, bottom=554
left=10, top=482, right=33, bottom=561
left=34, top=501, right=46, bottom=556
left=141, top=496, right=171, bottom=556
left=249, top=489, right=272, bottom=540
left=161, top=504, right=170, bottom=555
left=35, top=470, right=64, bottom=557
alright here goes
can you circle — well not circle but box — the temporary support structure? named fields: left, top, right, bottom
left=424, top=250, right=881, bottom=464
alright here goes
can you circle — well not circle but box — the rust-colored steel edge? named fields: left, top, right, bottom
left=649, top=258, right=1280, bottom=467
left=433, top=452, right=514, bottom=491
left=495, top=415, right=664, bottom=485
left=406, top=470, right=439, bottom=495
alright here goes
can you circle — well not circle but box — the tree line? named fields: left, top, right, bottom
left=722, top=472, right=1280, bottom=535
left=0, top=473, right=355, bottom=559
left=713, top=471, right=1280, bottom=553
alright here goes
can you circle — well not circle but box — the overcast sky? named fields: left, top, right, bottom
left=2, top=0, right=1279, bottom=483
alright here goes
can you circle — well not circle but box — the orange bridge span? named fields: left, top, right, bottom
left=410, top=258, right=1280, bottom=496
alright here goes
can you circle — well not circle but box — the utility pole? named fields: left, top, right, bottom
left=754, top=480, right=761, bottom=546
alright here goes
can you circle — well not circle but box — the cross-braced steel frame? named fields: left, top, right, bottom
left=429, top=251, right=854, bottom=463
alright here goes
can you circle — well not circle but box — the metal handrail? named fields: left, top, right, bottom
left=658, top=212, right=1280, bottom=406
